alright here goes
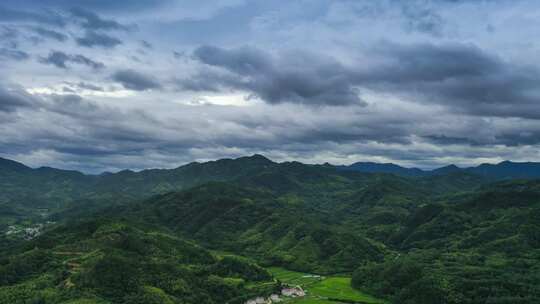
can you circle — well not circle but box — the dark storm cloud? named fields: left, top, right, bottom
left=365, top=43, right=501, bottom=83
left=39, top=51, right=105, bottom=69
left=187, top=45, right=365, bottom=106
left=69, top=7, right=129, bottom=31
left=0, top=48, right=29, bottom=61
left=112, top=69, right=161, bottom=91
left=424, top=120, right=540, bottom=147
left=186, top=42, right=540, bottom=118
left=75, top=31, right=122, bottom=48
left=31, top=27, right=68, bottom=41
left=0, top=86, right=35, bottom=112
left=359, top=42, right=540, bottom=118
left=423, top=135, right=479, bottom=146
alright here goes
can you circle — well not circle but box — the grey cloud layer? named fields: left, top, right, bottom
left=0, top=86, right=36, bottom=112
left=112, top=69, right=161, bottom=91
left=1, top=0, right=539, bottom=171
left=39, top=51, right=105, bottom=69
left=31, top=27, right=68, bottom=41
left=1, top=79, right=539, bottom=171
left=0, top=6, right=66, bottom=26
left=184, top=46, right=365, bottom=106
left=184, top=43, right=540, bottom=119
left=360, top=43, right=540, bottom=118
left=0, top=48, right=29, bottom=61
left=70, top=7, right=130, bottom=31
left=76, top=31, right=122, bottom=48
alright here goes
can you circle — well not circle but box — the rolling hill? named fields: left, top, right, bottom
left=1, top=155, right=540, bottom=303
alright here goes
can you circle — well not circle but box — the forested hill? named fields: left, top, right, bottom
left=0, top=219, right=278, bottom=304
left=0, top=154, right=489, bottom=224
left=338, top=160, right=540, bottom=179
left=127, top=178, right=540, bottom=303
left=0, top=155, right=282, bottom=223
left=1, top=155, right=540, bottom=303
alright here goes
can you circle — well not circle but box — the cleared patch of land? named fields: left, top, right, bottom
left=268, top=267, right=386, bottom=304
left=292, top=299, right=337, bottom=304
left=268, top=267, right=323, bottom=287
left=310, top=277, right=384, bottom=303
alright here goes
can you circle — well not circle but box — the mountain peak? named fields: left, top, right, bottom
left=429, top=164, right=461, bottom=176
left=0, top=157, right=31, bottom=172
left=241, top=154, right=274, bottom=163
left=499, top=160, right=514, bottom=165
left=342, top=161, right=425, bottom=177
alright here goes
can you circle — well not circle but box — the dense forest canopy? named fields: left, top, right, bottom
left=1, top=155, right=539, bottom=303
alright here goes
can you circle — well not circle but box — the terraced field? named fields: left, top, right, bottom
left=268, top=267, right=387, bottom=304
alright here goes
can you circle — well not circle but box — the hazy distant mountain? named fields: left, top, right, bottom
left=337, top=162, right=426, bottom=177
left=0, top=154, right=486, bottom=224
left=430, top=164, right=461, bottom=175
left=1, top=154, right=539, bottom=226
left=466, top=161, right=540, bottom=179
left=339, top=160, right=540, bottom=180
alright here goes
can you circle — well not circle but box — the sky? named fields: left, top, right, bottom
left=1, top=0, right=540, bottom=173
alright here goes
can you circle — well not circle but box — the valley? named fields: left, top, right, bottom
left=268, top=267, right=385, bottom=304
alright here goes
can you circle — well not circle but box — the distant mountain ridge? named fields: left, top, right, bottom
left=2, top=155, right=540, bottom=193
left=0, top=154, right=486, bottom=225
left=338, top=160, right=540, bottom=180
left=0, top=157, right=31, bottom=172
left=3, top=155, right=540, bottom=180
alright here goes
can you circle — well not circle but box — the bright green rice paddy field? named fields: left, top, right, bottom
left=268, top=267, right=387, bottom=304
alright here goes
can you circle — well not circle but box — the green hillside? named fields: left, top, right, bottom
left=1, top=156, right=539, bottom=303
left=353, top=180, right=540, bottom=304
left=0, top=155, right=490, bottom=228
left=130, top=182, right=385, bottom=273
left=0, top=219, right=278, bottom=304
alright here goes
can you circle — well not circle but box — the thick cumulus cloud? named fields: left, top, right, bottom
left=112, top=69, right=161, bottom=91
left=186, top=45, right=365, bottom=106
left=39, top=51, right=105, bottom=69
left=357, top=43, right=540, bottom=119
left=185, top=42, right=540, bottom=119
